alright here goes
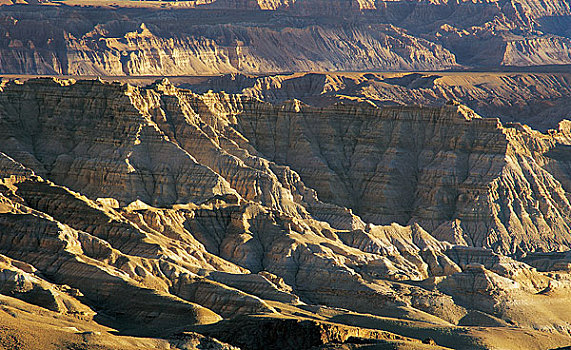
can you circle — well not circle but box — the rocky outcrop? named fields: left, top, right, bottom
left=1, top=78, right=571, bottom=349
left=196, top=316, right=445, bottom=350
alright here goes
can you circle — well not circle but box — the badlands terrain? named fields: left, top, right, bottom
left=0, top=75, right=571, bottom=349
left=185, top=71, right=571, bottom=131
left=1, top=0, right=571, bottom=349
left=0, top=0, right=569, bottom=74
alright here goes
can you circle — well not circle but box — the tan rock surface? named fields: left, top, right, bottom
left=190, top=71, right=571, bottom=131
left=0, top=293, right=237, bottom=350
left=0, top=78, right=571, bottom=349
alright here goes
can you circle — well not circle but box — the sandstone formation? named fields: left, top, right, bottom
left=1, top=78, right=571, bottom=349
left=0, top=0, right=569, bottom=75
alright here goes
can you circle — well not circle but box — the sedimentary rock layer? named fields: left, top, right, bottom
left=0, top=0, right=569, bottom=75
left=186, top=71, right=571, bottom=131
left=1, top=78, right=571, bottom=349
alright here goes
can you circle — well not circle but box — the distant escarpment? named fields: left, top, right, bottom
left=186, top=71, right=571, bottom=131
left=2, top=78, right=571, bottom=350
left=0, top=0, right=570, bottom=75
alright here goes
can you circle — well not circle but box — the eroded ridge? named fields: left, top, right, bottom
left=1, top=78, right=571, bottom=350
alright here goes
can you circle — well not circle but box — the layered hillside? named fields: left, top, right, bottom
left=2, top=78, right=571, bottom=349
left=186, top=71, right=571, bottom=131
left=0, top=0, right=569, bottom=75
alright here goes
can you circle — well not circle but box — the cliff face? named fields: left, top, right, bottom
left=1, top=18, right=459, bottom=75
left=209, top=97, right=571, bottom=255
left=2, top=78, right=571, bottom=349
left=0, top=0, right=569, bottom=75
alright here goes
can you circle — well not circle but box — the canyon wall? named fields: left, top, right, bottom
left=0, top=0, right=569, bottom=75
left=2, top=78, right=571, bottom=349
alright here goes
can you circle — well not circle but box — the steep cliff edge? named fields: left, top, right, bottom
left=1, top=78, right=571, bottom=349
left=0, top=0, right=569, bottom=75
left=213, top=97, right=571, bottom=255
